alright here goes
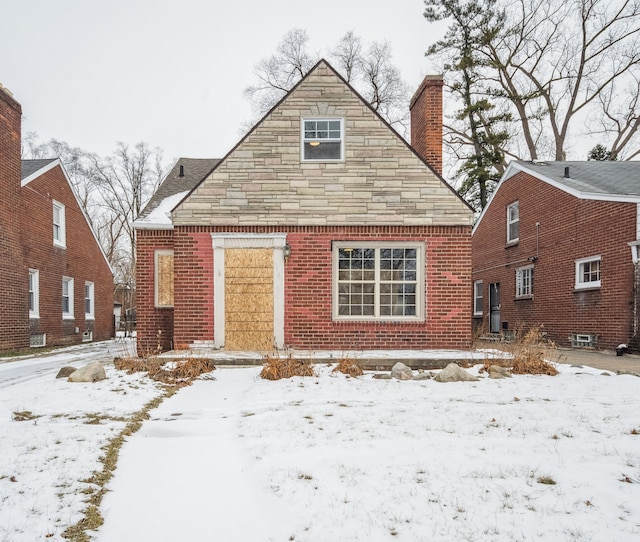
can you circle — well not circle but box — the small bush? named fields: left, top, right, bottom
left=536, top=475, right=556, bottom=485
left=260, top=353, right=315, bottom=380
left=332, top=358, right=364, bottom=377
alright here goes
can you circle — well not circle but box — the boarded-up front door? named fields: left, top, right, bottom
left=224, top=248, right=274, bottom=350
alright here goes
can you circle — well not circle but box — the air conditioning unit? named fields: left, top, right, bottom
left=571, top=333, right=596, bottom=348
left=30, top=333, right=46, bottom=348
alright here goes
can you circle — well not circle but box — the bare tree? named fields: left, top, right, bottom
left=245, top=29, right=410, bottom=135
left=481, top=0, right=640, bottom=161
left=244, top=29, right=319, bottom=118
left=88, top=142, right=165, bottom=286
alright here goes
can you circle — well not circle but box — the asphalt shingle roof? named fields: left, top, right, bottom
left=136, top=158, right=220, bottom=225
left=21, top=158, right=57, bottom=181
left=514, top=160, right=640, bottom=197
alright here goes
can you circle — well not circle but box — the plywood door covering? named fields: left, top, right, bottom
left=224, top=248, right=274, bottom=350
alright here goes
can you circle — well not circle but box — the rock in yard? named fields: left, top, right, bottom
left=372, top=373, right=391, bottom=380
left=68, top=362, right=107, bottom=383
left=391, top=362, right=413, bottom=380
left=434, top=363, right=479, bottom=383
left=56, top=366, right=78, bottom=379
left=412, top=371, right=432, bottom=381
left=489, top=365, right=512, bottom=379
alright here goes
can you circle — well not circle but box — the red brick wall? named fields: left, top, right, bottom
left=137, top=225, right=472, bottom=351
left=136, top=229, right=175, bottom=354
left=172, top=230, right=215, bottom=346
left=410, top=76, right=443, bottom=175
left=472, top=171, right=636, bottom=350
left=0, top=87, right=29, bottom=350
left=21, top=165, right=114, bottom=346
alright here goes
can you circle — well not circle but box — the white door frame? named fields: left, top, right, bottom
left=211, top=233, right=286, bottom=349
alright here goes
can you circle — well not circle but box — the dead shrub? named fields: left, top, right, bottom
left=260, top=353, right=315, bottom=380
left=114, top=356, right=216, bottom=387
left=508, top=326, right=558, bottom=376
left=332, top=358, right=364, bottom=377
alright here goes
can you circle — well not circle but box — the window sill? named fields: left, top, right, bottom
left=29, top=314, right=40, bottom=319
left=574, top=286, right=600, bottom=292
left=333, top=317, right=425, bottom=324
left=505, top=241, right=519, bottom=248
left=53, top=242, right=66, bottom=249
left=62, top=315, right=75, bottom=320
left=85, top=316, right=95, bottom=321
left=515, top=295, right=533, bottom=301
left=473, top=313, right=483, bottom=318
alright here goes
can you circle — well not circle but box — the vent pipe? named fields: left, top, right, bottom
left=179, top=165, right=185, bottom=178
left=564, top=166, right=570, bottom=178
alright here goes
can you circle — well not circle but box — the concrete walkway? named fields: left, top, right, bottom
left=544, top=347, right=640, bottom=374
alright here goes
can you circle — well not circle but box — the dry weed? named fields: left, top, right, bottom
left=504, top=326, right=559, bottom=376
left=260, top=353, right=315, bottom=380
left=332, top=358, right=364, bottom=377
left=114, top=356, right=216, bottom=387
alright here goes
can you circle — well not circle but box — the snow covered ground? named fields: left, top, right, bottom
left=2, top=345, right=640, bottom=541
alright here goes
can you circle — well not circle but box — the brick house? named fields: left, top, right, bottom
left=472, top=160, right=640, bottom=351
left=0, top=84, right=113, bottom=351
left=134, top=60, right=474, bottom=354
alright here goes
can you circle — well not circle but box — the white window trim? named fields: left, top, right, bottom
left=62, top=276, right=74, bottom=319
left=29, top=269, right=40, bottom=319
left=85, top=281, right=95, bottom=320
left=301, top=117, right=344, bottom=162
left=473, top=280, right=483, bottom=316
left=515, top=265, right=534, bottom=299
left=506, top=201, right=519, bottom=244
left=53, top=200, right=66, bottom=248
left=332, top=241, right=425, bottom=321
left=575, top=255, right=601, bottom=290
left=154, top=249, right=174, bottom=308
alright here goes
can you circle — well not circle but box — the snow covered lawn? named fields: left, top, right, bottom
left=0, top=357, right=165, bottom=541
left=97, top=363, right=639, bottom=542
left=2, top=356, right=640, bottom=541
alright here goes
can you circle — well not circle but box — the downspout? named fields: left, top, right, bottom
left=628, top=240, right=640, bottom=351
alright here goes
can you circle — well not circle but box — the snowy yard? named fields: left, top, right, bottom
left=1, top=348, right=640, bottom=541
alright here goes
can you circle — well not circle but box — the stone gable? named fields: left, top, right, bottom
left=173, top=61, right=472, bottom=227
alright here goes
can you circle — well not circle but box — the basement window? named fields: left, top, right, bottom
left=302, top=118, right=343, bottom=161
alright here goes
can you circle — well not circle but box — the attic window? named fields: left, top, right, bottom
left=302, top=118, right=343, bottom=161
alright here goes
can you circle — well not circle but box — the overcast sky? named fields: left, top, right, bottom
left=1, top=0, right=445, bottom=164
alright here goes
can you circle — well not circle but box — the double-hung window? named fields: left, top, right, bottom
left=302, top=118, right=343, bottom=161
left=473, top=280, right=483, bottom=316
left=29, top=269, right=39, bottom=318
left=507, top=201, right=519, bottom=244
left=62, top=277, right=74, bottom=319
left=333, top=242, right=424, bottom=320
left=53, top=200, right=66, bottom=248
left=85, top=281, right=95, bottom=320
left=575, top=256, right=601, bottom=289
left=515, top=266, right=534, bottom=298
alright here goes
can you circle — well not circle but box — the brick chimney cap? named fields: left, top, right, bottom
left=410, top=74, right=444, bottom=110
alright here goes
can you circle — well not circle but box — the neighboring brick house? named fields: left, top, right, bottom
left=0, top=84, right=114, bottom=351
left=135, top=60, right=474, bottom=354
left=472, top=160, right=640, bottom=351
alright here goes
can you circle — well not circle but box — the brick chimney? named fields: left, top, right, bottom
left=0, top=83, right=29, bottom=350
left=409, top=75, right=443, bottom=175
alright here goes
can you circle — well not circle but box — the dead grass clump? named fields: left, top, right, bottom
left=260, top=354, right=315, bottom=380
left=332, top=358, right=364, bottom=377
left=508, top=326, right=559, bottom=376
left=114, top=357, right=216, bottom=387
